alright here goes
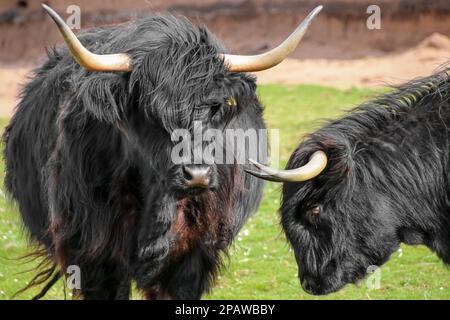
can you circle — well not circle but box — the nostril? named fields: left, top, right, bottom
left=182, top=165, right=193, bottom=181
left=301, top=276, right=319, bottom=294
left=301, top=278, right=309, bottom=291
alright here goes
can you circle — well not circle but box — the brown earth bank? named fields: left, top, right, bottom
left=0, top=1, right=449, bottom=117
left=1, top=0, right=450, bottom=62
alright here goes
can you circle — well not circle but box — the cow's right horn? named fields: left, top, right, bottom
left=245, top=151, right=328, bottom=182
left=221, top=5, right=323, bottom=72
left=42, top=4, right=132, bottom=72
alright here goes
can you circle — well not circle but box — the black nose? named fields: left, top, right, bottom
left=301, top=277, right=322, bottom=295
left=182, top=165, right=212, bottom=189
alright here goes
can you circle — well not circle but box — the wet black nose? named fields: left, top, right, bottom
left=301, top=277, right=322, bottom=295
left=182, top=165, right=212, bottom=189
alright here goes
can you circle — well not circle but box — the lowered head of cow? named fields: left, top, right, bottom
left=247, top=69, right=450, bottom=295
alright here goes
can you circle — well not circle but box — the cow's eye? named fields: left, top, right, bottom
left=225, top=97, right=237, bottom=107
left=210, top=101, right=222, bottom=117
left=307, top=205, right=321, bottom=224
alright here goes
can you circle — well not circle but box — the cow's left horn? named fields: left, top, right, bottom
left=221, top=5, right=323, bottom=72
left=245, top=151, right=328, bottom=182
left=42, top=4, right=132, bottom=72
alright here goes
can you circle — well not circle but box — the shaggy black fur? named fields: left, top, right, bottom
left=3, top=14, right=265, bottom=299
left=281, top=66, right=450, bottom=295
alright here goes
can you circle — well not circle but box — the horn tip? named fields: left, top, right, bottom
left=41, top=3, right=61, bottom=25
left=244, top=169, right=260, bottom=179
left=248, top=158, right=266, bottom=169
left=244, top=168, right=282, bottom=183
left=41, top=3, right=52, bottom=13
left=309, top=5, right=324, bottom=19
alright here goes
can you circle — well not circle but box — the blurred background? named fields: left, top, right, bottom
left=0, top=1, right=449, bottom=299
left=0, top=0, right=449, bottom=117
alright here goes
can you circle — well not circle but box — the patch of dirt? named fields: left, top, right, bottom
left=257, top=33, right=450, bottom=88
left=0, top=66, right=29, bottom=117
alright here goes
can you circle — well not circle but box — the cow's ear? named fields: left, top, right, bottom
left=74, top=73, right=129, bottom=124
left=219, top=73, right=257, bottom=110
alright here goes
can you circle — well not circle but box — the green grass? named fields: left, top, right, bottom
left=0, top=85, right=449, bottom=300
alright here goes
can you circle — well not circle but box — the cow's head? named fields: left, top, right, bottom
left=247, top=131, right=405, bottom=295
left=43, top=4, right=322, bottom=199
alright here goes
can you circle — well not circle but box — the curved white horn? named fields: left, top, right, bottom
left=42, top=4, right=132, bottom=72
left=246, top=151, right=328, bottom=182
left=221, top=6, right=323, bottom=72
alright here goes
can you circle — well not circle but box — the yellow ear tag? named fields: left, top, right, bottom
left=226, top=97, right=237, bottom=107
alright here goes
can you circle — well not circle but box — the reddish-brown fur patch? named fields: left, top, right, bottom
left=169, top=192, right=219, bottom=259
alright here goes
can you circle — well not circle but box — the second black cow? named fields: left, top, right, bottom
left=248, top=66, right=450, bottom=295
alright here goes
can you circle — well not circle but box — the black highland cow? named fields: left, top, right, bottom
left=248, top=66, right=450, bottom=295
left=2, top=5, right=322, bottom=299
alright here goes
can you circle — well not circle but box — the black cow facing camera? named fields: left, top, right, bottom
left=2, top=5, right=322, bottom=299
left=248, top=66, right=450, bottom=295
